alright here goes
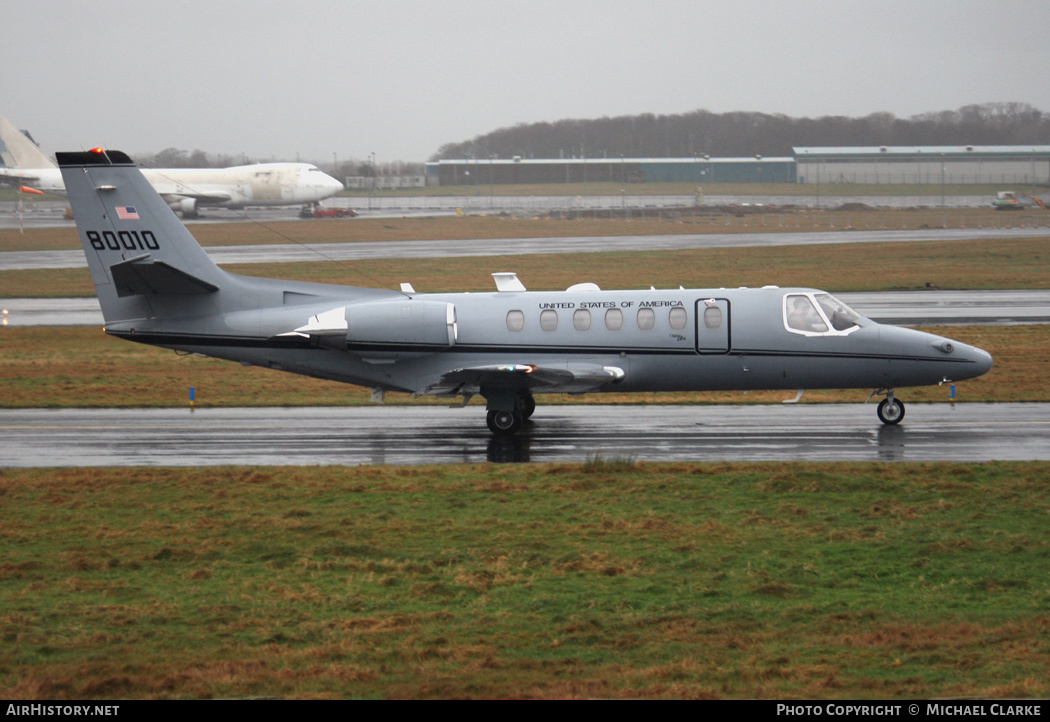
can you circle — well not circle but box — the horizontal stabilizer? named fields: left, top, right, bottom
left=0, top=170, right=41, bottom=185
left=162, top=190, right=234, bottom=203
left=110, top=257, right=219, bottom=297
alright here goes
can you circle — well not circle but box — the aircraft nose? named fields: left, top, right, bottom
left=944, top=340, right=993, bottom=381
left=914, top=328, right=993, bottom=383
left=325, top=173, right=344, bottom=192
left=970, top=346, right=994, bottom=376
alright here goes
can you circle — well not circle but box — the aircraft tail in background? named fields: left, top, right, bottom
left=0, top=113, right=65, bottom=194
left=0, top=113, right=56, bottom=170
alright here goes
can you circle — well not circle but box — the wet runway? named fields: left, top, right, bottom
left=2, top=403, right=1047, bottom=467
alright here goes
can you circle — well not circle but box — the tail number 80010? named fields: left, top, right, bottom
left=87, top=230, right=160, bottom=251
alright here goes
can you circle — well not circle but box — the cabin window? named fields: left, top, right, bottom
left=669, top=307, right=688, bottom=330
left=703, top=306, right=722, bottom=329
left=637, top=308, right=655, bottom=330
left=506, top=310, right=525, bottom=332
left=539, top=309, right=559, bottom=332
left=605, top=308, right=623, bottom=331
left=573, top=308, right=591, bottom=331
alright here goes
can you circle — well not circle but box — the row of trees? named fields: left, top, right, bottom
left=432, top=103, right=1050, bottom=161
left=128, top=103, right=1047, bottom=168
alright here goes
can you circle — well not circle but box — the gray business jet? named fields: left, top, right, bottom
left=58, top=149, right=993, bottom=436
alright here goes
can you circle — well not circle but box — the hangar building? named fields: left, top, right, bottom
left=422, top=146, right=1050, bottom=187
left=794, top=146, right=1050, bottom=185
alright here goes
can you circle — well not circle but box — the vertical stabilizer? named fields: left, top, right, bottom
left=57, top=149, right=228, bottom=325
left=0, top=113, right=56, bottom=169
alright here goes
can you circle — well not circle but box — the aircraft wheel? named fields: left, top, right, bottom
left=487, top=409, right=522, bottom=436
left=877, top=398, right=905, bottom=425
left=519, top=394, right=536, bottom=419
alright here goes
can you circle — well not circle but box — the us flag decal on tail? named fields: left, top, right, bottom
left=116, top=206, right=139, bottom=220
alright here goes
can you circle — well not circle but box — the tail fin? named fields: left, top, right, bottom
left=57, top=149, right=227, bottom=325
left=0, top=113, right=56, bottom=169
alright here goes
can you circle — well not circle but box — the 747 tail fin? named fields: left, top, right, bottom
left=0, top=113, right=55, bottom=170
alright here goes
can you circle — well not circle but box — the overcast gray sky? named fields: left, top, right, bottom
left=5, top=0, right=1048, bottom=164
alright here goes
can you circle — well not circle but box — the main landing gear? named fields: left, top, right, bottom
left=487, top=409, right=522, bottom=435
left=485, top=393, right=536, bottom=436
left=874, top=390, right=905, bottom=425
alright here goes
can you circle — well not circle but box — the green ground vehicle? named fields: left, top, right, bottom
left=993, top=190, right=1047, bottom=210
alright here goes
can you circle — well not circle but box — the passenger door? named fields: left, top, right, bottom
left=695, top=298, right=730, bottom=353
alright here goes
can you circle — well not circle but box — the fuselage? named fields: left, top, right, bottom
left=103, top=277, right=993, bottom=398
left=2, top=162, right=343, bottom=208
left=144, top=163, right=344, bottom=208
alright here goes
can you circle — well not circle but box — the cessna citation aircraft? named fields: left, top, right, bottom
left=0, top=114, right=343, bottom=217
left=59, top=149, right=993, bottom=436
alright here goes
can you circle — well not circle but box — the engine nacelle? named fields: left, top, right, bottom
left=176, top=197, right=199, bottom=218
left=346, top=299, right=457, bottom=354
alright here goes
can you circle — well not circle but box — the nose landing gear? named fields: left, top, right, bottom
left=874, top=390, right=906, bottom=425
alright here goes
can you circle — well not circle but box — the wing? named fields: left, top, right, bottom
left=158, top=190, right=234, bottom=203
left=417, top=362, right=624, bottom=397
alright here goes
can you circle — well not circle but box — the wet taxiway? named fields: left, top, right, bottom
left=4, top=227, right=1050, bottom=271
left=2, top=403, right=1047, bottom=467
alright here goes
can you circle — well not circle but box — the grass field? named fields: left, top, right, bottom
left=2, top=461, right=1048, bottom=699
left=2, top=234, right=1050, bottom=298
left=1, top=324, right=1043, bottom=408
left=2, top=201, right=1048, bottom=700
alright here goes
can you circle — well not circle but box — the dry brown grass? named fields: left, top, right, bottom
left=3, top=206, right=1050, bottom=252
left=3, top=234, right=1049, bottom=298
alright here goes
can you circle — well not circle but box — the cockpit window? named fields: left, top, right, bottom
left=814, top=293, right=861, bottom=332
left=784, top=293, right=861, bottom=336
left=786, top=295, right=828, bottom=333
